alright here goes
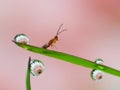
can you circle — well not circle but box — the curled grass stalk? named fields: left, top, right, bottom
left=13, top=41, right=120, bottom=78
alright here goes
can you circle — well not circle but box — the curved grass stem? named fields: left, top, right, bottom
left=13, top=41, right=120, bottom=77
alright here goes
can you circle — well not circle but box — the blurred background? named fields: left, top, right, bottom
left=0, top=0, right=120, bottom=90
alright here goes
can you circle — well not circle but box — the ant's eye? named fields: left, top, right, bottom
left=30, top=59, right=45, bottom=76
left=14, top=34, right=29, bottom=44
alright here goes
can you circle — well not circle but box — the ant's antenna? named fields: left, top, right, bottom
left=56, top=24, right=67, bottom=35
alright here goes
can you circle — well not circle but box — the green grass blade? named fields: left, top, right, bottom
left=26, top=57, right=31, bottom=90
left=14, top=42, right=120, bottom=77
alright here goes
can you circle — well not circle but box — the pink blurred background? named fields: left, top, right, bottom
left=1, top=0, right=120, bottom=90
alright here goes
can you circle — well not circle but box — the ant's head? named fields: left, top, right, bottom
left=54, top=36, right=58, bottom=40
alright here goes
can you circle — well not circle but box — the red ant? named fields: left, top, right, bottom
left=42, top=24, right=66, bottom=49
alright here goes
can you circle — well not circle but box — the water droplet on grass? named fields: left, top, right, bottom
left=14, top=34, right=29, bottom=44
left=91, top=69, right=104, bottom=81
left=90, top=58, right=104, bottom=81
left=30, top=59, right=45, bottom=76
left=95, top=58, right=103, bottom=64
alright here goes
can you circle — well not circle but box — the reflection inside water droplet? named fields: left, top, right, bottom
left=14, top=34, right=29, bottom=44
left=91, top=69, right=104, bottom=81
left=95, top=58, right=103, bottom=64
left=30, top=59, right=45, bottom=76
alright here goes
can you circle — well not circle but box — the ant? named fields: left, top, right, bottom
left=42, top=24, right=66, bottom=49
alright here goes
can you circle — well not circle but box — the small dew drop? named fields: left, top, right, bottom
left=95, top=58, right=103, bottom=64
left=30, top=59, right=45, bottom=76
left=91, top=69, right=103, bottom=81
left=14, top=34, right=29, bottom=44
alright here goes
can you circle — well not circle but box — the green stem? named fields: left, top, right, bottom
left=14, top=41, right=120, bottom=77
left=26, top=57, right=31, bottom=90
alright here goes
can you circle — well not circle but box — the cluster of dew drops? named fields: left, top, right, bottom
left=14, top=34, right=45, bottom=76
left=14, top=34, right=104, bottom=80
left=91, top=59, right=104, bottom=81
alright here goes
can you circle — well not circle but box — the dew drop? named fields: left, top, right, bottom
left=95, top=58, right=103, bottom=64
left=14, top=34, right=29, bottom=44
left=30, top=59, right=45, bottom=76
left=91, top=69, right=104, bottom=81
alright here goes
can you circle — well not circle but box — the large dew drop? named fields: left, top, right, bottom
left=91, top=69, right=104, bottom=81
left=14, top=34, right=29, bottom=44
left=30, top=59, right=45, bottom=76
